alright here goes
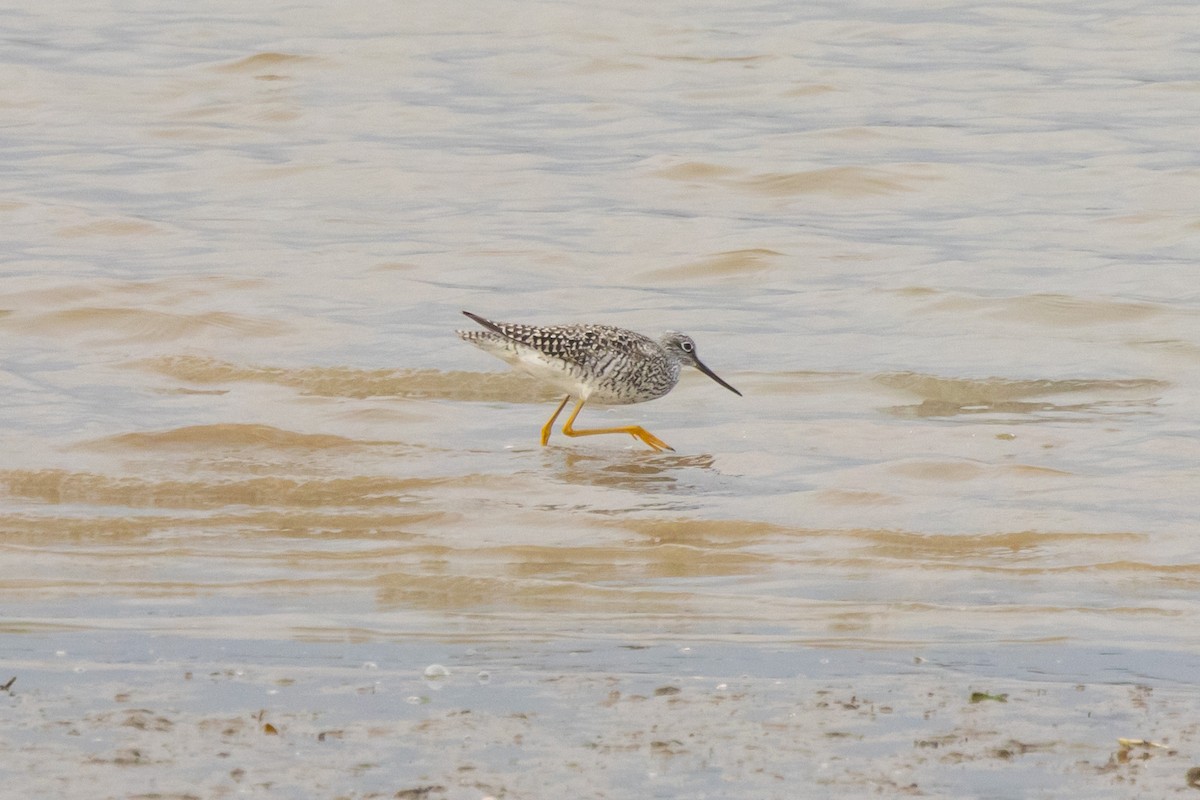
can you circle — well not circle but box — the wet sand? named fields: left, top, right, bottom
left=6, top=637, right=1199, bottom=799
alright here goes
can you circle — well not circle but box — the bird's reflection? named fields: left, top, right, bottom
left=549, top=448, right=718, bottom=494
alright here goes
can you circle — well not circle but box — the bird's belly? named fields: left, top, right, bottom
left=510, top=350, right=596, bottom=398
left=509, top=350, right=657, bottom=405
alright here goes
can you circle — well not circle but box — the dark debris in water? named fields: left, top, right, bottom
left=969, top=691, right=1009, bottom=704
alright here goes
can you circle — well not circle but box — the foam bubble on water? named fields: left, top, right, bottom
left=423, top=664, right=450, bottom=689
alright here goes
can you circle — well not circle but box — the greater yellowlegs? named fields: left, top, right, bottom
left=457, top=310, right=741, bottom=451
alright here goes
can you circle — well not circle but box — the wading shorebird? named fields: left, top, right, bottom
left=457, top=310, right=741, bottom=452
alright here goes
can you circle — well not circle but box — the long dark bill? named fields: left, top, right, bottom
left=693, top=358, right=742, bottom=397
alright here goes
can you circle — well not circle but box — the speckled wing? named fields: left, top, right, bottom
left=458, top=312, right=677, bottom=404
left=460, top=312, right=648, bottom=367
left=496, top=323, right=652, bottom=367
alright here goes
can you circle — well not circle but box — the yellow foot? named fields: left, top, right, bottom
left=626, top=426, right=674, bottom=452
left=540, top=395, right=571, bottom=446
left=559, top=399, right=674, bottom=452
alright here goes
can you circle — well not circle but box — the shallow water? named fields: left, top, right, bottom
left=3, top=0, right=1200, bottom=797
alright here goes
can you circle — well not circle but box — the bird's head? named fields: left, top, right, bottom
left=659, top=332, right=742, bottom=396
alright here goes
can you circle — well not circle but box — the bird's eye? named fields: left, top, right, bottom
left=681, top=340, right=694, bottom=353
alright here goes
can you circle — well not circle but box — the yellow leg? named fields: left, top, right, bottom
left=540, top=395, right=571, bottom=445
left=560, top=399, right=674, bottom=452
